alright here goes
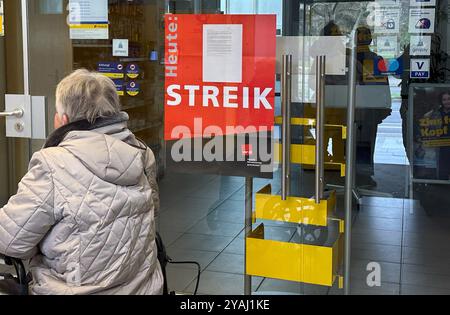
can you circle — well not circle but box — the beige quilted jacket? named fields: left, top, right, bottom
left=0, top=113, right=163, bottom=295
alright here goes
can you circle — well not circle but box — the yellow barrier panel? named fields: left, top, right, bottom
left=255, top=185, right=336, bottom=227
left=274, top=142, right=346, bottom=176
left=246, top=224, right=344, bottom=287
left=274, top=116, right=347, bottom=139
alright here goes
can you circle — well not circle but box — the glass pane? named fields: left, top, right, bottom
left=2, top=0, right=448, bottom=297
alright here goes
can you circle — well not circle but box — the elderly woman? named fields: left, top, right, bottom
left=0, top=69, right=163, bottom=295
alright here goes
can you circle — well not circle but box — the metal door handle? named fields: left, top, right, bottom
left=281, top=55, right=292, bottom=201
left=0, top=109, right=24, bottom=118
left=315, top=55, right=326, bottom=204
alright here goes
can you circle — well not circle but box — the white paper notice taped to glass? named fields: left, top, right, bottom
left=377, top=36, right=398, bottom=58
left=374, top=6, right=400, bottom=34
left=410, top=0, right=436, bottom=7
left=410, top=36, right=431, bottom=56
left=203, top=24, right=243, bottom=83
left=113, top=39, right=129, bottom=57
left=69, top=0, right=109, bottom=39
left=409, top=8, right=435, bottom=34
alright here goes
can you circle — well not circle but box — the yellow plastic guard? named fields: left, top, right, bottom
left=255, top=185, right=336, bottom=227
left=246, top=224, right=344, bottom=287
left=274, top=117, right=347, bottom=139
left=274, top=142, right=346, bottom=177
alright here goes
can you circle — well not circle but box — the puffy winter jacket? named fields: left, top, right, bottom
left=0, top=112, right=163, bottom=295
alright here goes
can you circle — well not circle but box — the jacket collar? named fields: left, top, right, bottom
left=44, top=112, right=129, bottom=149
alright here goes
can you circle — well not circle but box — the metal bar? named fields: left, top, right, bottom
left=21, top=0, right=30, bottom=96
left=344, top=30, right=358, bottom=296
left=0, top=109, right=24, bottom=118
left=244, top=177, right=253, bottom=295
left=21, top=0, right=32, bottom=161
left=319, top=56, right=326, bottom=200
left=315, top=55, right=326, bottom=204
left=281, top=55, right=292, bottom=201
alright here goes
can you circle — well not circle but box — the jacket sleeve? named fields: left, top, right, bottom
left=0, top=151, right=55, bottom=259
left=144, top=148, right=160, bottom=219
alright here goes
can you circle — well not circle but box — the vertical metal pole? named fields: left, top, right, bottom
left=244, top=177, right=253, bottom=295
left=281, top=55, right=292, bottom=201
left=21, top=0, right=30, bottom=97
left=315, top=55, right=326, bottom=204
left=21, top=0, right=32, bottom=160
left=344, top=30, right=358, bottom=296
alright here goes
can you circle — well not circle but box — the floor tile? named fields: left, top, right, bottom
left=402, top=246, right=450, bottom=267
left=206, top=253, right=245, bottom=275
left=184, top=271, right=263, bottom=295
left=401, top=284, right=450, bottom=295
left=352, top=230, right=402, bottom=247
left=351, top=243, right=402, bottom=264
left=358, top=205, right=403, bottom=219
left=166, top=247, right=220, bottom=271
left=256, top=279, right=304, bottom=295
left=187, top=218, right=244, bottom=237
left=348, top=282, right=400, bottom=295
left=403, top=231, right=450, bottom=250
left=170, top=233, right=234, bottom=253
left=223, top=237, right=245, bottom=255
left=158, top=230, right=184, bottom=247
left=360, top=197, right=405, bottom=209
left=401, top=264, right=450, bottom=290
left=353, top=216, right=403, bottom=232
left=350, top=259, right=401, bottom=284
left=206, top=208, right=244, bottom=224
left=166, top=265, right=201, bottom=294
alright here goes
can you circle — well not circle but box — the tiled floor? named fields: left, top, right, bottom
left=158, top=168, right=450, bottom=295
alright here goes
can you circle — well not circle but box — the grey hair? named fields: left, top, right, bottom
left=56, top=69, right=121, bottom=123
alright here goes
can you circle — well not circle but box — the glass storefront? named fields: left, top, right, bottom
left=1, top=0, right=450, bottom=295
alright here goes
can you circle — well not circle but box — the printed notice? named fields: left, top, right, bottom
left=203, top=24, right=243, bottom=83
left=410, top=36, right=431, bottom=56
left=410, top=0, right=436, bottom=7
left=377, top=36, right=398, bottom=58
left=374, top=7, right=400, bottom=34
left=69, top=0, right=109, bottom=39
left=409, top=8, right=435, bottom=34
left=113, top=39, right=129, bottom=57
left=0, top=0, right=4, bottom=37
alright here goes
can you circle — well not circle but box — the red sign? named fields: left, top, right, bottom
left=164, top=14, right=276, bottom=141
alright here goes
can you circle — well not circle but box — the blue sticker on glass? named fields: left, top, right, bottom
left=126, top=81, right=140, bottom=96
left=98, top=62, right=125, bottom=79
left=113, top=79, right=125, bottom=96
left=374, top=56, right=404, bottom=76
left=126, top=63, right=140, bottom=79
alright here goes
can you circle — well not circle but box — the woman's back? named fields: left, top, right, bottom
left=1, top=113, right=163, bottom=295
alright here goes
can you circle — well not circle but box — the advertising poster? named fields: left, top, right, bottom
left=0, top=0, right=4, bottom=37
left=409, top=8, right=436, bottom=34
left=374, top=6, right=400, bottom=34
left=410, top=35, right=432, bottom=56
left=410, top=85, right=450, bottom=181
left=164, top=14, right=276, bottom=178
left=68, top=0, right=109, bottom=40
